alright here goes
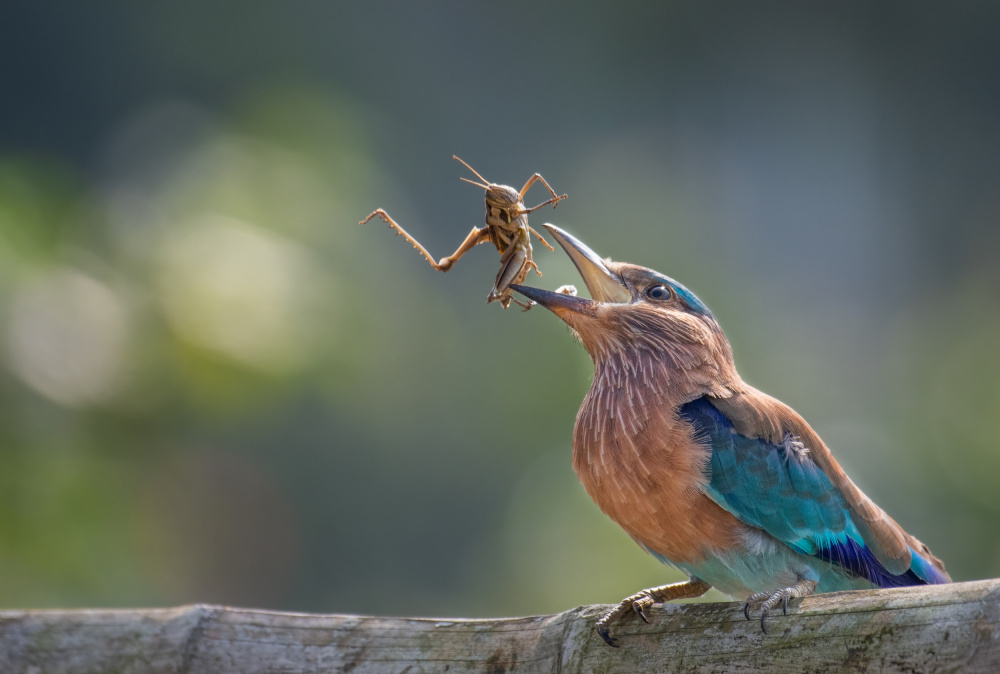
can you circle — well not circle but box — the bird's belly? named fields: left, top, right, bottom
left=573, top=404, right=748, bottom=566
left=667, top=533, right=877, bottom=598
left=575, top=454, right=747, bottom=566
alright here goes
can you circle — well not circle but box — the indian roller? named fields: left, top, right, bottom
left=511, top=224, right=950, bottom=647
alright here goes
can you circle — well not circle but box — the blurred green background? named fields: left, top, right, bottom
left=1, top=2, right=999, bottom=617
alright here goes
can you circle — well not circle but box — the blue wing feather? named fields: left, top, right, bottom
left=680, top=396, right=943, bottom=587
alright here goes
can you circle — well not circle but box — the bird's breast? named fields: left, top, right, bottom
left=571, top=366, right=746, bottom=565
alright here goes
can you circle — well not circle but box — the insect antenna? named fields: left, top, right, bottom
left=453, top=155, right=493, bottom=187
left=459, top=176, right=490, bottom=189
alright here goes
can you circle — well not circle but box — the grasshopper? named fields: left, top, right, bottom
left=360, top=156, right=567, bottom=310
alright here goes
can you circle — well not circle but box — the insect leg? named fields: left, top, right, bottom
left=361, top=209, right=447, bottom=270
left=527, top=226, right=555, bottom=251
left=511, top=296, right=534, bottom=311
left=518, top=173, right=568, bottom=212
left=360, top=209, right=489, bottom=272
left=436, top=226, right=492, bottom=271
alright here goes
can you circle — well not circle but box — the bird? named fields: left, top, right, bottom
left=511, top=224, right=950, bottom=647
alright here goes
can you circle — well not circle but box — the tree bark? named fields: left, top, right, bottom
left=1, top=578, right=997, bottom=673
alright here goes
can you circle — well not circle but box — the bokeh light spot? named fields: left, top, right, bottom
left=5, top=269, right=130, bottom=407
left=157, top=215, right=327, bottom=374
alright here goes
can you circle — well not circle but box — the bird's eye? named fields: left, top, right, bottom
left=645, top=285, right=672, bottom=301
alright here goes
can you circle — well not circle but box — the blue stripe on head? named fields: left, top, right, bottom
left=656, top=275, right=712, bottom=316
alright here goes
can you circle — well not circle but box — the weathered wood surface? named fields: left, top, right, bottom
left=1, top=578, right=997, bottom=673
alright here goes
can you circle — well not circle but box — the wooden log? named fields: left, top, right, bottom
left=1, top=578, right=997, bottom=673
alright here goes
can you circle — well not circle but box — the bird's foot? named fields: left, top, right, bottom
left=742, top=578, right=817, bottom=634
left=594, top=578, right=711, bottom=648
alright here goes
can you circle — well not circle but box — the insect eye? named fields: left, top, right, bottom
left=645, top=285, right=672, bottom=301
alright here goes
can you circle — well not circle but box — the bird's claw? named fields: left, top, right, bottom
left=745, top=589, right=785, bottom=633
left=594, top=579, right=711, bottom=648
left=745, top=590, right=786, bottom=633
left=742, top=579, right=817, bottom=634
left=594, top=588, right=654, bottom=647
left=743, top=591, right=769, bottom=623
left=632, top=599, right=651, bottom=624
left=595, top=622, right=619, bottom=648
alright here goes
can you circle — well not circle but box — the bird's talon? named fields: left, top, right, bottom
left=595, top=624, right=618, bottom=648
left=743, top=602, right=752, bottom=621
left=633, top=603, right=649, bottom=624
left=760, top=610, right=769, bottom=634
left=782, top=594, right=788, bottom=616
left=594, top=579, right=711, bottom=647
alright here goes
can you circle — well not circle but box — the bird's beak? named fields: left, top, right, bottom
left=543, top=224, right=630, bottom=304
left=509, top=283, right=599, bottom=317
left=511, top=224, right=630, bottom=315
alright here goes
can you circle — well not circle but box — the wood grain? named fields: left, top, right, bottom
left=1, top=578, right=997, bottom=673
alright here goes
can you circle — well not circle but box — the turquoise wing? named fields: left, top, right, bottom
left=679, top=397, right=947, bottom=586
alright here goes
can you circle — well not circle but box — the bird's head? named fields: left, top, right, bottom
left=513, top=225, right=740, bottom=394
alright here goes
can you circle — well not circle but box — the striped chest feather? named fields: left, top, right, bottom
left=571, top=352, right=746, bottom=565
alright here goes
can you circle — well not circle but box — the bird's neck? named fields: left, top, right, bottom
left=588, top=335, right=741, bottom=404
left=572, top=346, right=741, bottom=481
